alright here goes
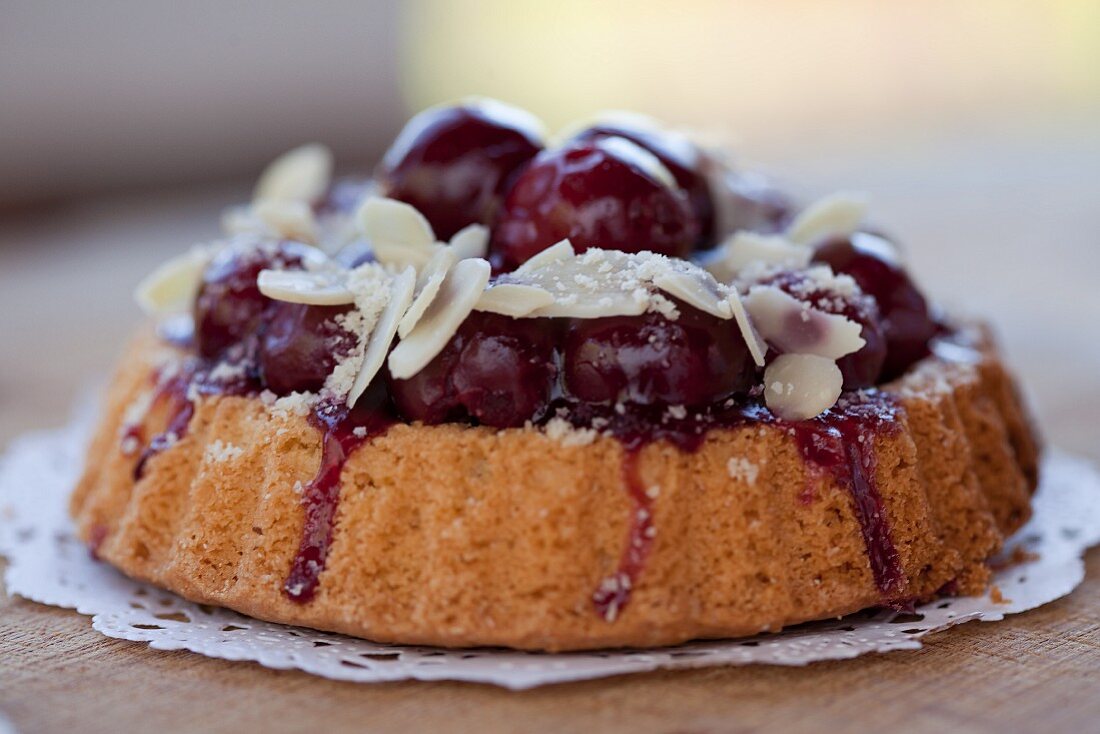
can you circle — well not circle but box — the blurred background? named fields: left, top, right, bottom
left=1, top=0, right=1098, bottom=454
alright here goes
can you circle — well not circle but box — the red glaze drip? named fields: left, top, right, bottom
left=132, top=359, right=257, bottom=480
left=283, top=391, right=395, bottom=603
left=789, top=398, right=905, bottom=596
left=133, top=365, right=198, bottom=480
left=567, top=391, right=906, bottom=616
left=592, top=448, right=656, bottom=622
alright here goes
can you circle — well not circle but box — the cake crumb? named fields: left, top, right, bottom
left=269, top=392, right=317, bottom=420
left=204, top=439, right=244, bottom=463
left=989, top=585, right=1010, bottom=605
left=543, top=417, right=599, bottom=447
left=727, top=456, right=760, bottom=485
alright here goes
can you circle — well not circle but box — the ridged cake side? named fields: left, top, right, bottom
left=70, top=327, right=1039, bottom=651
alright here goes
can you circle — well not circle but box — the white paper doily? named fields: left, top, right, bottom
left=2, top=405, right=1098, bottom=690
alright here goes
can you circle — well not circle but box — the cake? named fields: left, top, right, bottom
left=70, top=99, right=1040, bottom=651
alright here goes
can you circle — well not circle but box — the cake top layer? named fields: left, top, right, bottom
left=132, top=98, right=940, bottom=424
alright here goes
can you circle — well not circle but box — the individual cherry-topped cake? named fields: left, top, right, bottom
left=71, top=98, right=1040, bottom=651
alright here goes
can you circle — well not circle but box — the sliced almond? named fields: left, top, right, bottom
left=348, top=267, right=417, bottom=407
left=519, top=249, right=652, bottom=319
left=710, top=231, right=811, bottom=282
left=134, top=248, right=211, bottom=315
left=255, top=199, right=319, bottom=244
left=387, top=258, right=492, bottom=379
left=397, top=247, right=457, bottom=338
left=448, top=223, right=490, bottom=260
left=726, top=288, right=767, bottom=366
left=357, top=196, right=435, bottom=248
left=253, top=143, right=333, bottom=203
left=764, top=354, right=843, bottom=421
left=652, top=269, right=732, bottom=319
left=513, top=239, right=576, bottom=275
left=475, top=283, right=556, bottom=317
left=786, top=191, right=868, bottom=246
left=744, top=285, right=865, bottom=360
left=257, top=269, right=354, bottom=305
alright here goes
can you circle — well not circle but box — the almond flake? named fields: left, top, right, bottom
left=448, top=223, right=490, bottom=260
left=257, top=269, right=354, bottom=305
left=786, top=191, right=868, bottom=246
left=357, top=197, right=437, bottom=268
left=387, top=258, right=492, bottom=379
left=348, top=267, right=417, bottom=407
left=475, top=283, right=556, bottom=317
left=253, top=143, right=333, bottom=203
left=707, top=231, right=812, bottom=282
left=726, top=288, right=767, bottom=366
left=397, top=247, right=457, bottom=338
left=764, top=354, right=843, bottom=421
left=224, top=200, right=319, bottom=244
left=744, top=285, right=865, bottom=360
left=513, top=239, right=576, bottom=275
left=651, top=268, right=731, bottom=319
left=134, top=247, right=211, bottom=315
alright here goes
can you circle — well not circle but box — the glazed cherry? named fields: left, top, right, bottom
left=491, top=138, right=698, bottom=271
left=764, top=270, right=887, bottom=389
left=813, top=234, right=938, bottom=380
left=378, top=100, right=544, bottom=240
left=711, top=168, right=792, bottom=236
left=193, top=242, right=307, bottom=359
left=388, top=312, right=558, bottom=428
left=570, top=122, right=714, bottom=247
left=563, top=300, right=755, bottom=406
left=258, top=301, right=356, bottom=394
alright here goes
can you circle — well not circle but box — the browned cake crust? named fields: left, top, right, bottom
left=69, top=325, right=1039, bottom=651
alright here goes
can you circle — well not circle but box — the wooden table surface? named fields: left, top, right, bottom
left=1, top=131, right=1098, bottom=733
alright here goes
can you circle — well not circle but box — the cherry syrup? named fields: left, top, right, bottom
left=283, top=388, right=395, bottom=603
left=592, top=447, right=656, bottom=622
left=565, top=391, right=906, bottom=618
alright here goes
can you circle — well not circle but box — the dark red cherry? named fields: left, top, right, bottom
left=763, top=269, right=887, bottom=389
left=490, top=138, right=698, bottom=271
left=194, top=242, right=308, bottom=359
left=562, top=300, right=755, bottom=406
left=378, top=100, right=544, bottom=240
left=709, top=167, right=792, bottom=238
left=570, top=122, right=714, bottom=247
left=813, top=234, right=937, bottom=380
left=388, top=312, right=558, bottom=428
left=258, top=301, right=356, bottom=394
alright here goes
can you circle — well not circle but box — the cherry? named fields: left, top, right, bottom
left=258, top=301, right=356, bottom=394
left=813, top=234, right=937, bottom=380
left=193, top=241, right=308, bottom=359
left=388, top=312, right=558, bottom=428
left=378, top=100, right=544, bottom=240
left=562, top=299, right=755, bottom=406
left=711, top=168, right=792, bottom=236
left=763, top=269, right=887, bottom=389
left=570, top=122, right=714, bottom=247
left=490, top=138, right=698, bottom=270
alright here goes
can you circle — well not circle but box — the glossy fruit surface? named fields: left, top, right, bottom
left=562, top=300, right=755, bottom=406
left=764, top=269, right=887, bottom=389
left=490, top=138, right=698, bottom=270
left=194, top=242, right=307, bottom=359
left=378, top=100, right=544, bottom=240
left=813, top=234, right=937, bottom=379
left=570, top=122, right=714, bottom=246
left=388, top=312, right=558, bottom=427
left=258, top=301, right=356, bottom=394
